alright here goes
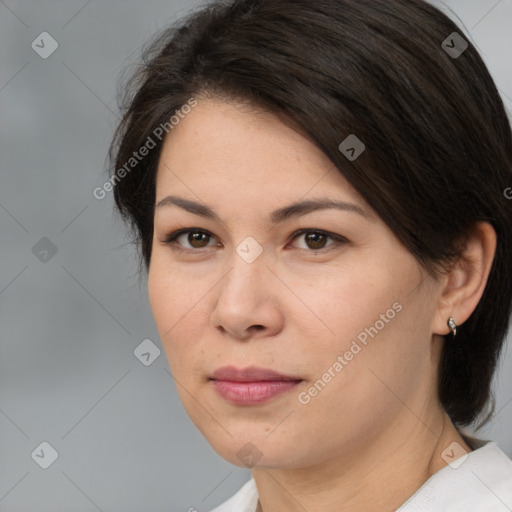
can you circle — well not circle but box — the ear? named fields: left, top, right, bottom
left=433, top=222, right=497, bottom=336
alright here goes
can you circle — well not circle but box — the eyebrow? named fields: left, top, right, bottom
left=155, top=195, right=369, bottom=223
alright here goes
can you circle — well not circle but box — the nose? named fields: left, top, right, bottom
left=210, top=250, right=284, bottom=340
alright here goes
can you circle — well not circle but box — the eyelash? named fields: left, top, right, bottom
left=160, top=228, right=349, bottom=254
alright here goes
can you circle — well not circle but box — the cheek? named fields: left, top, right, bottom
left=148, top=249, right=209, bottom=323
left=147, top=257, right=210, bottom=360
left=291, top=259, right=402, bottom=352
left=310, top=271, right=434, bottom=409
left=294, top=254, right=427, bottom=395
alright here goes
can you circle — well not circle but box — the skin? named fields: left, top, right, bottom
left=148, top=98, right=496, bottom=511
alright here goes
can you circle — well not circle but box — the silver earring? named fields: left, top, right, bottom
left=447, top=316, right=457, bottom=337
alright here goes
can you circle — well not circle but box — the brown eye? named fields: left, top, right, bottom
left=304, top=232, right=328, bottom=249
left=161, top=229, right=218, bottom=250
left=187, top=231, right=210, bottom=248
left=291, top=230, right=338, bottom=251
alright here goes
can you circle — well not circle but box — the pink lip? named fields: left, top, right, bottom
left=210, top=366, right=302, bottom=405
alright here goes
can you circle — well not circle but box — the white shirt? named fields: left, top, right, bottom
left=210, top=440, right=512, bottom=511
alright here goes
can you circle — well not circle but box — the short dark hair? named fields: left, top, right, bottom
left=109, top=0, right=512, bottom=428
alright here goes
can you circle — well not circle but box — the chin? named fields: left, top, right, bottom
left=199, top=427, right=304, bottom=469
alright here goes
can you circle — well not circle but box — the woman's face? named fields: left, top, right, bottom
left=148, top=99, right=444, bottom=469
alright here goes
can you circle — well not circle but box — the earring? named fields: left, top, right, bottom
left=447, top=316, right=457, bottom=337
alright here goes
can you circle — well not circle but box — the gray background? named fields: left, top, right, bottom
left=1, top=1, right=511, bottom=511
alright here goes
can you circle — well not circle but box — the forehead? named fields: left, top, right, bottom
left=155, top=99, right=365, bottom=206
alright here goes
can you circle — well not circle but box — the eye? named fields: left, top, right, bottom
left=160, top=227, right=348, bottom=253
left=160, top=228, right=219, bottom=251
left=289, top=229, right=347, bottom=251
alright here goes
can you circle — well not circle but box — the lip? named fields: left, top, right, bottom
left=212, top=365, right=301, bottom=382
left=210, top=366, right=302, bottom=405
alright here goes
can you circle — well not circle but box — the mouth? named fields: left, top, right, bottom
left=209, top=366, right=303, bottom=405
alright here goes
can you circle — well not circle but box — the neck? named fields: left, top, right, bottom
left=253, top=409, right=472, bottom=512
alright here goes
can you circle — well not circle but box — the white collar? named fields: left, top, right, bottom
left=397, top=441, right=512, bottom=511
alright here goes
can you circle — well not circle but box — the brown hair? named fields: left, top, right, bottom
left=109, top=0, right=512, bottom=427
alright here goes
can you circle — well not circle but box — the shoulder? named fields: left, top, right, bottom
left=209, top=478, right=258, bottom=512
left=397, top=440, right=512, bottom=511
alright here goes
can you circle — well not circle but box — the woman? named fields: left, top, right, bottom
left=109, top=0, right=512, bottom=510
